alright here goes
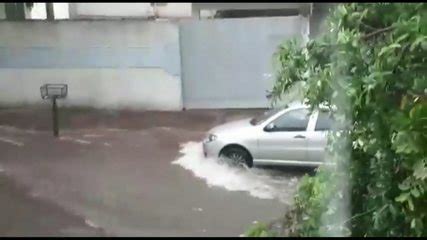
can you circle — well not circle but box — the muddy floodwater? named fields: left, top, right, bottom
left=0, top=107, right=306, bottom=237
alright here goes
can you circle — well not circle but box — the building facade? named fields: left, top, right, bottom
left=0, top=3, right=332, bottom=110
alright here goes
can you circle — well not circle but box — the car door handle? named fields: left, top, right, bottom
left=294, top=135, right=306, bottom=139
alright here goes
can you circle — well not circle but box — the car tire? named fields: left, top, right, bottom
left=220, top=146, right=252, bottom=168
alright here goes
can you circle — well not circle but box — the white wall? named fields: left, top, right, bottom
left=71, top=3, right=154, bottom=18
left=0, top=69, right=181, bottom=110
left=3, top=3, right=192, bottom=21
left=155, top=3, right=192, bottom=18
left=0, top=21, right=182, bottom=111
left=29, top=3, right=46, bottom=20
left=68, top=3, right=192, bottom=19
left=53, top=3, right=69, bottom=19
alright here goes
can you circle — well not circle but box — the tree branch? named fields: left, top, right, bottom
left=362, top=26, right=395, bottom=40
left=360, top=21, right=377, bottom=31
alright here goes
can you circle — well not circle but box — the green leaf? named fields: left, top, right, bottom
left=413, top=77, right=427, bottom=92
left=393, top=131, right=421, bottom=154
left=411, top=188, right=420, bottom=198
left=398, top=181, right=411, bottom=191
left=395, top=33, right=409, bottom=43
left=395, top=192, right=410, bottom=202
left=408, top=197, right=414, bottom=211
left=413, top=159, right=427, bottom=180
left=410, top=103, right=427, bottom=120
left=378, top=43, right=401, bottom=57
left=410, top=36, right=427, bottom=51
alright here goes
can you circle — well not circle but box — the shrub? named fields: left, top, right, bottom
left=272, top=3, right=427, bottom=237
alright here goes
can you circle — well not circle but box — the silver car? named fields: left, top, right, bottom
left=202, top=104, right=334, bottom=168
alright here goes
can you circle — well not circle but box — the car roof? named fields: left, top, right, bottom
left=266, top=102, right=335, bottom=123
left=275, top=101, right=335, bottom=112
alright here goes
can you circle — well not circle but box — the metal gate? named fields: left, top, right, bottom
left=180, top=16, right=309, bottom=109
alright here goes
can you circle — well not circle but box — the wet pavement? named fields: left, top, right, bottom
left=0, top=106, right=306, bottom=237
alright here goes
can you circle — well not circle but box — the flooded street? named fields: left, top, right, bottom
left=0, top=107, right=306, bottom=236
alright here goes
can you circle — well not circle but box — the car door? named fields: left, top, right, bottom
left=306, top=110, right=334, bottom=162
left=256, top=108, right=311, bottom=162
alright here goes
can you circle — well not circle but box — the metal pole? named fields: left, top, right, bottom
left=52, top=96, right=59, bottom=137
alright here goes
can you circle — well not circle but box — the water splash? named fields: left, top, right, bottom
left=172, top=141, right=301, bottom=204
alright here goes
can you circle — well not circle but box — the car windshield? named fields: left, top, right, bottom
left=250, top=108, right=282, bottom=125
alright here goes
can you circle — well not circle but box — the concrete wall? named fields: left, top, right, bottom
left=192, top=3, right=309, bottom=11
left=0, top=21, right=182, bottom=110
left=0, top=3, right=5, bottom=20
left=0, top=13, right=311, bottom=110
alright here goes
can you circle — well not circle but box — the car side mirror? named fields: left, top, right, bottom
left=264, top=122, right=275, bottom=132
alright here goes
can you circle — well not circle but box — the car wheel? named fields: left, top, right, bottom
left=220, top=146, right=252, bottom=168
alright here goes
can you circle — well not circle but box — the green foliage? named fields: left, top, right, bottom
left=292, top=168, right=336, bottom=237
left=272, top=3, right=427, bottom=237
left=245, top=223, right=277, bottom=237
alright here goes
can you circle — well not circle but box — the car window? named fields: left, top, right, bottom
left=270, top=108, right=310, bottom=131
left=250, top=108, right=282, bottom=125
left=315, top=111, right=334, bottom=131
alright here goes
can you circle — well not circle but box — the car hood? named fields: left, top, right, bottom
left=209, top=118, right=254, bottom=135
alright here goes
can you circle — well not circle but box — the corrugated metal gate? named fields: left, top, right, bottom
left=180, top=16, right=309, bottom=109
